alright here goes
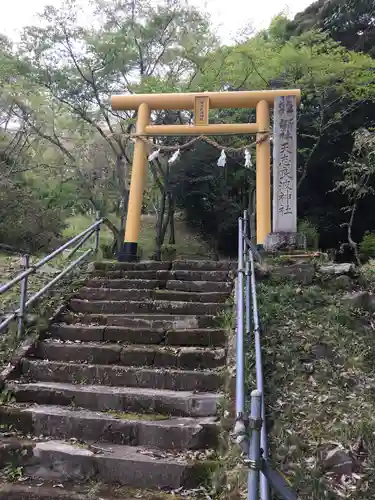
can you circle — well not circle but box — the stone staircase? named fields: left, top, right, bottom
left=0, top=260, right=234, bottom=499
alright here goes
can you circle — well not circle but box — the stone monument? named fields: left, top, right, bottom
left=264, top=95, right=306, bottom=252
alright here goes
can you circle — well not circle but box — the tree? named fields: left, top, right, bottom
left=332, top=128, right=375, bottom=264
left=172, top=141, right=250, bottom=256
left=287, top=0, right=375, bottom=56
left=148, top=154, right=177, bottom=260
left=0, top=35, right=71, bottom=252
left=14, top=0, right=216, bottom=254
left=4, top=3, right=375, bottom=257
left=184, top=21, right=375, bottom=250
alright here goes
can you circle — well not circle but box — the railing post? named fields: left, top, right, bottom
left=247, top=390, right=262, bottom=500
left=236, top=217, right=245, bottom=417
left=244, top=211, right=251, bottom=345
left=95, top=211, right=101, bottom=253
left=243, top=210, right=248, bottom=255
left=0, top=218, right=104, bottom=337
left=17, top=254, right=30, bottom=339
left=245, top=255, right=251, bottom=345
left=249, top=252, right=270, bottom=500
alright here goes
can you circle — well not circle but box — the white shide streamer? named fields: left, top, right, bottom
left=148, top=149, right=161, bottom=162
left=168, top=149, right=180, bottom=164
left=217, top=150, right=227, bottom=167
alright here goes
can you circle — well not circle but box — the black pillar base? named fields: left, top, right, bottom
left=118, top=242, right=138, bottom=262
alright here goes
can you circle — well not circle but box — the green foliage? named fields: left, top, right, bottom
left=0, top=181, right=67, bottom=252
left=172, top=142, right=247, bottom=256
left=298, top=219, right=320, bottom=250
left=332, top=129, right=375, bottom=263
left=0, top=388, right=15, bottom=405
left=187, top=19, right=375, bottom=252
left=288, top=0, right=375, bottom=56
left=359, top=232, right=375, bottom=263
left=198, top=27, right=374, bottom=99
left=100, top=243, right=115, bottom=259
left=2, top=464, right=24, bottom=482
left=2, top=0, right=217, bottom=255
left=1, top=0, right=375, bottom=257
left=161, top=244, right=177, bottom=261
left=334, top=130, right=375, bottom=204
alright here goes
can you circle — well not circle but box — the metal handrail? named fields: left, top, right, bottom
left=234, top=210, right=298, bottom=500
left=0, top=214, right=103, bottom=338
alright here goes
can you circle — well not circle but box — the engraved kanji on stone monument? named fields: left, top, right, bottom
left=272, top=95, right=297, bottom=232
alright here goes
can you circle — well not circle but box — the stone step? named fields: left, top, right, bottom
left=93, top=270, right=170, bottom=280
left=35, top=341, right=226, bottom=369
left=69, top=299, right=227, bottom=316
left=93, top=270, right=232, bottom=282
left=77, top=288, right=153, bottom=301
left=171, top=260, right=236, bottom=271
left=0, top=405, right=219, bottom=450
left=166, top=280, right=232, bottom=292
left=21, top=359, right=224, bottom=392
left=6, top=381, right=220, bottom=417
left=168, top=270, right=233, bottom=282
left=77, top=288, right=230, bottom=304
left=1, top=258, right=230, bottom=494
left=93, top=260, right=235, bottom=272
left=86, top=278, right=163, bottom=289
left=86, top=278, right=233, bottom=293
left=93, top=261, right=171, bottom=271
left=154, top=290, right=230, bottom=303
left=49, top=324, right=226, bottom=346
left=0, top=483, right=163, bottom=499
left=0, top=438, right=210, bottom=489
left=0, top=484, right=93, bottom=500
left=60, top=313, right=217, bottom=329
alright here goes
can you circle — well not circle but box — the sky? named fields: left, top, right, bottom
left=0, top=0, right=313, bottom=44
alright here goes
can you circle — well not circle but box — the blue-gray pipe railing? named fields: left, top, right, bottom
left=234, top=210, right=298, bottom=500
left=0, top=214, right=103, bottom=338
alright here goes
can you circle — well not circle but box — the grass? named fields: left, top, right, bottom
left=0, top=253, right=67, bottom=312
left=0, top=247, right=85, bottom=371
left=253, top=274, right=375, bottom=499
left=63, top=214, right=113, bottom=247
left=139, top=213, right=212, bottom=260
left=1, top=463, right=24, bottom=483
left=361, top=258, right=375, bottom=289
left=216, top=264, right=375, bottom=499
left=63, top=213, right=212, bottom=260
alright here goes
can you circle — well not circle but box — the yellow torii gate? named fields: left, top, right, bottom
left=111, top=89, right=301, bottom=261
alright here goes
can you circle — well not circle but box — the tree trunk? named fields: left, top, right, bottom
left=162, top=199, right=173, bottom=242
left=347, top=204, right=361, bottom=266
left=169, top=197, right=176, bottom=245
left=154, top=190, right=167, bottom=261
left=103, top=218, right=120, bottom=257
left=154, top=194, right=175, bottom=260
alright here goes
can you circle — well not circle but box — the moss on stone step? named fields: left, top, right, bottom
left=104, top=410, right=170, bottom=421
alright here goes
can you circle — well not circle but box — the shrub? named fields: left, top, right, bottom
left=298, top=219, right=319, bottom=250
left=100, top=242, right=114, bottom=259
left=359, top=231, right=375, bottom=262
left=161, top=244, right=177, bottom=261
left=0, top=183, right=66, bottom=253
